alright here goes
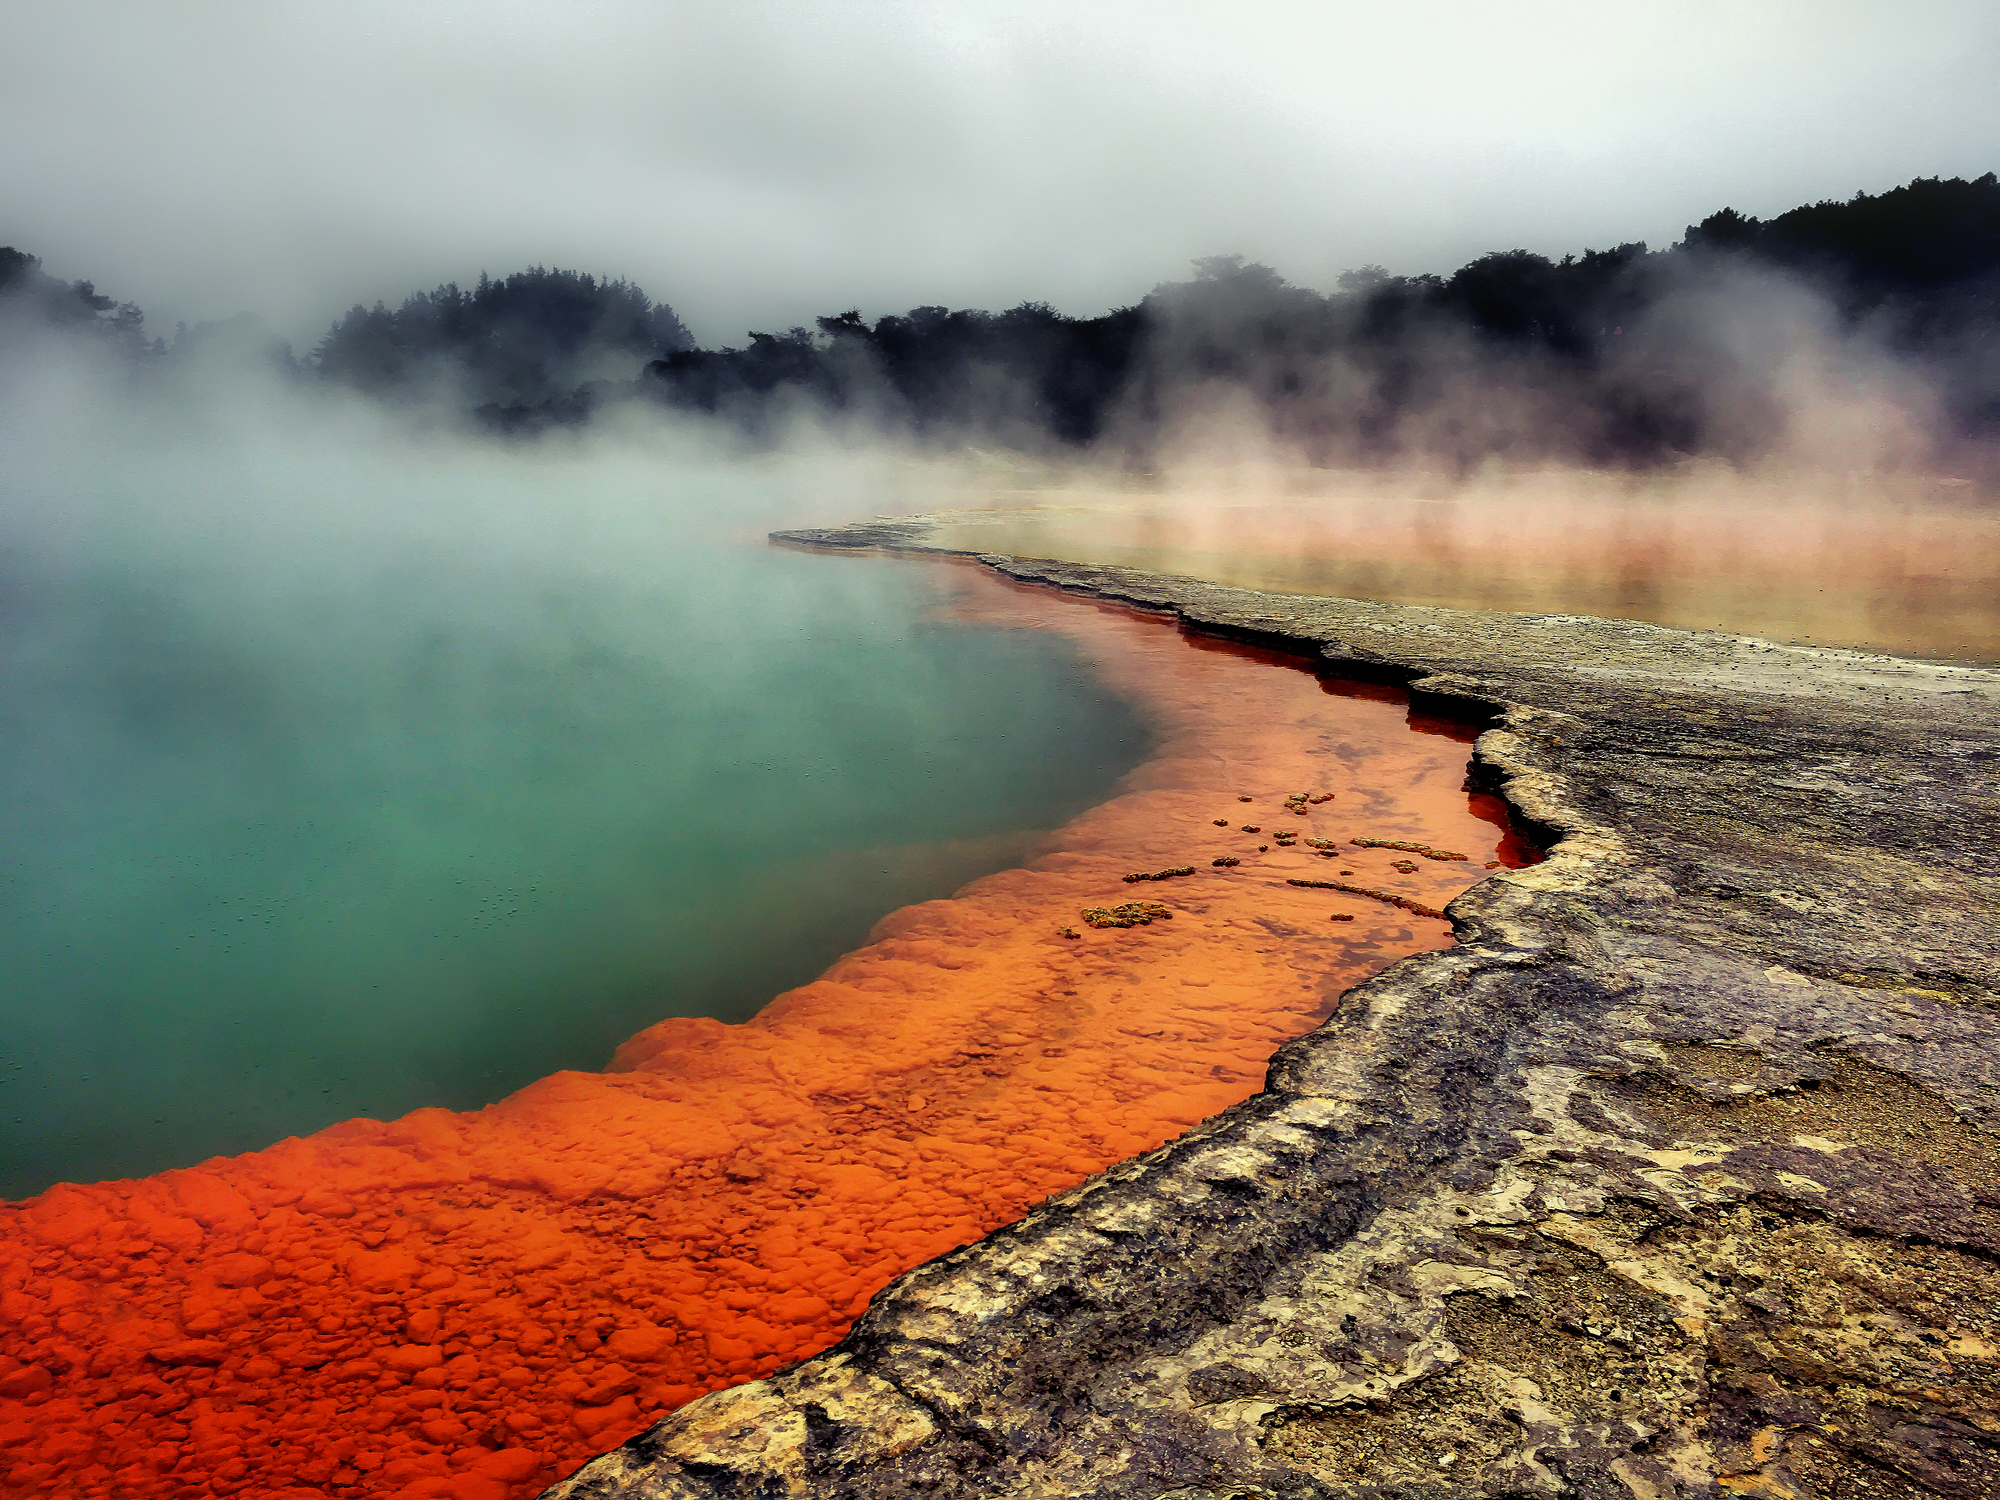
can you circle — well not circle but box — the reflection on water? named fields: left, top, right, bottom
left=928, top=468, right=2000, bottom=663
left=0, top=480, right=1150, bottom=1199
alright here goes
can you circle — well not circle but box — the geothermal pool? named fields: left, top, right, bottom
left=0, top=480, right=1155, bottom=1199
left=0, top=545, right=1529, bottom=1500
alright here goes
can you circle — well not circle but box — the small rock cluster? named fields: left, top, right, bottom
left=1350, top=837, right=1468, bottom=861
left=1287, top=877, right=1447, bottom=920
left=1079, top=901, right=1175, bottom=929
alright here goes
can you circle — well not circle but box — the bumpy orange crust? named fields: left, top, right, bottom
left=0, top=566, right=1528, bottom=1500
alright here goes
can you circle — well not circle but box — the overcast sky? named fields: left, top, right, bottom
left=4, top=1, right=1996, bottom=349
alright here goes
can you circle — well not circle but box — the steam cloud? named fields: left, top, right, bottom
left=11, top=169, right=1998, bottom=475
left=5, top=171, right=1998, bottom=671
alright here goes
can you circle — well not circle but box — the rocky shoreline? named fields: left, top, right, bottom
left=551, top=515, right=2000, bottom=1499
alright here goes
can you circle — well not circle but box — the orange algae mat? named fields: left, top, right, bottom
left=0, top=566, right=1531, bottom=1500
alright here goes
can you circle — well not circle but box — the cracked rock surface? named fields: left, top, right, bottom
left=548, top=516, right=2000, bottom=1499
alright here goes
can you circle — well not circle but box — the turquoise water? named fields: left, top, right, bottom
left=0, top=435, right=1151, bottom=1197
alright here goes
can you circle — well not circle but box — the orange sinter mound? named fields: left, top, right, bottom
left=0, top=564, right=1532, bottom=1500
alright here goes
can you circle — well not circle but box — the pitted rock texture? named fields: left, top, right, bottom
left=549, top=517, right=2000, bottom=1500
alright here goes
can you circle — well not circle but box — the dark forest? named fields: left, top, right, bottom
left=6, top=172, right=1996, bottom=467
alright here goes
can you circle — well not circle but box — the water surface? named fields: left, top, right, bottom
left=0, top=444, right=1150, bottom=1196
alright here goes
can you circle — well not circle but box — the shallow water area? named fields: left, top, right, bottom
left=928, top=468, right=2000, bottom=664
left=0, top=558, right=1530, bottom=1500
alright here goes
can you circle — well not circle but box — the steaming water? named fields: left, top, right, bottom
left=0, top=439, right=1152, bottom=1199
left=936, top=471, right=2000, bottom=664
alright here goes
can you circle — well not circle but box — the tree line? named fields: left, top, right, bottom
left=0, top=245, right=148, bottom=350
left=637, top=172, right=2000, bottom=465
left=311, top=267, right=693, bottom=414
left=5, top=170, right=1995, bottom=464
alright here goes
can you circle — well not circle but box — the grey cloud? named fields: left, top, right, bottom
left=2, top=1, right=1996, bottom=346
